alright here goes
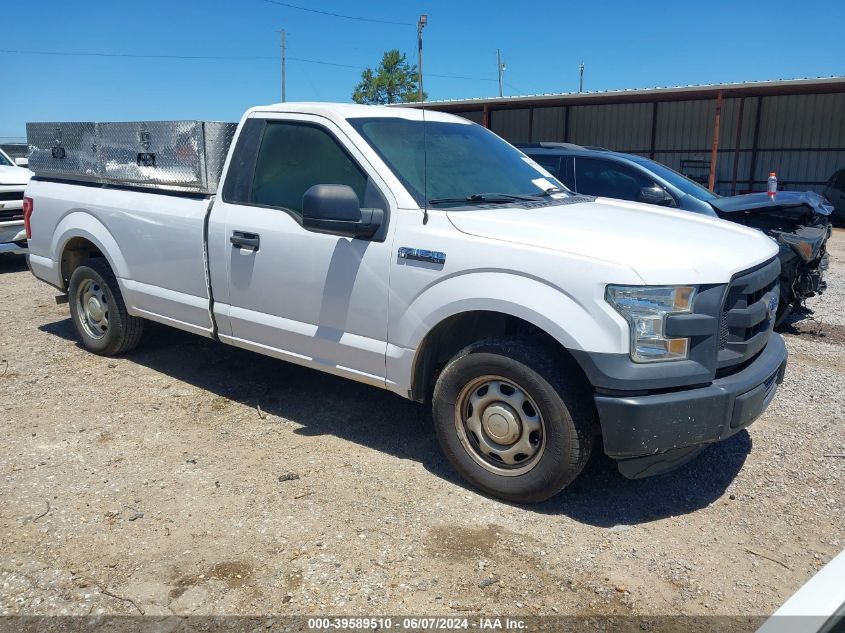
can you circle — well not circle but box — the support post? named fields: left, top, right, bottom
left=497, top=49, right=505, bottom=98
left=747, top=96, right=764, bottom=193
left=731, top=97, right=745, bottom=195
left=482, top=104, right=490, bottom=129
left=708, top=90, right=723, bottom=192
left=649, top=102, right=659, bottom=159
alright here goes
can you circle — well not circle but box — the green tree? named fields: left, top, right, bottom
left=352, top=50, right=426, bottom=104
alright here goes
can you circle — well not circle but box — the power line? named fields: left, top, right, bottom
left=288, top=56, right=360, bottom=69
left=0, top=48, right=502, bottom=83
left=430, top=73, right=497, bottom=82
left=259, top=0, right=414, bottom=26
left=0, top=48, right=274, bottom=60
left=505, top=81, right=528, bottom=95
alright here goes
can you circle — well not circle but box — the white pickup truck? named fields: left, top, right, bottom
left=24, top=103, right=788, bottom=502
left=0, top=147, right=32, bottom=254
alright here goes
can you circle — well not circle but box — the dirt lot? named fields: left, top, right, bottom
left=1, top=230, right=844, bottom=618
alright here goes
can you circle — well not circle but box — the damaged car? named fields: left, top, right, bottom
left=709, top=191, right=831, bottom=325
left=518, top=143, right=832, bottom=325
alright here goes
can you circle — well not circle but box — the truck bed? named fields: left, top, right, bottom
left=26, top=179, right=215, bottom=336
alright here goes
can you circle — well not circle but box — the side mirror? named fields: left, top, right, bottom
left=14, top=157, right=28, bottom=168
left=639, top=185, right=676, bottom=207
left=302, top=184, right=383, bottom=239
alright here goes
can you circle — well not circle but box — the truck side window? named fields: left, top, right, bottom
left=574, top=157, right=653, bottom=201
left=250, top=122, right=368, bottom=215
left=222, top=118, right=264, bottom=204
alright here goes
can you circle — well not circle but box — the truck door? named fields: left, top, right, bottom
left=207, top=115, right=395, bottom=387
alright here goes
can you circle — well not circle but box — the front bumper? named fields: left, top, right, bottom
left=595, top=333, right=788, bottom=479
left=0, top=220, right=27, bottom=254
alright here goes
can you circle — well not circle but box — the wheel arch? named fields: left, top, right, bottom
left=392, top=272, right=626, bottom=401
left=407, top=308, right=591, bottom=403
left=53, top=211, right=128, bottom=289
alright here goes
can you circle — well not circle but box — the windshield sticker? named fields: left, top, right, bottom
left=531, top=177, right=558, bottom=192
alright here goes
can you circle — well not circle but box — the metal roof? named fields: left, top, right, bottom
left=406, top=76, right=845, bottom=110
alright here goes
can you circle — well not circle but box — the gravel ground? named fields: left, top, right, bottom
left=1, top=230, right=843, bottom=618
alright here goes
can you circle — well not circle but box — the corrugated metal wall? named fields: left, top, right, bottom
left=489, top=108, right=531, bottom=143
left=457, top=110, right=484, bottom=125
left=457, top=91, right=845, bottom=195
left=569, top=102, right=653, bottom=150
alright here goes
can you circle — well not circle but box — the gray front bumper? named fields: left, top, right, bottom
left=594, top=333, right=788, bottom=478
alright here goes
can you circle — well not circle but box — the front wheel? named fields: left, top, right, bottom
left=68, top=258, right=144, bottom=356
left=432, top=338, right=594, bottom=503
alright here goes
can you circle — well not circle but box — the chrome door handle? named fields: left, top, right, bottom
left=230, top=231, right=260, bottom=251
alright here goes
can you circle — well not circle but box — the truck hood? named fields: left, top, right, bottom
left=0, top=165, right=33, bottom=186
left=446, top=196, right=779, bottom=285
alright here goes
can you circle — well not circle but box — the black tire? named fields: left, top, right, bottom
left=432, top=337, right=594, bottom=503
left=67, top=258, right=144, bottom=356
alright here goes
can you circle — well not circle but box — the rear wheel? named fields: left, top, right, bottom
left=68, top=258, right=144, bottom=356
left=432, top=337, right=594, bottom=503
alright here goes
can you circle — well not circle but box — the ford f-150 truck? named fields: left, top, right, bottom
left=24, top=104, right=788, bottom=502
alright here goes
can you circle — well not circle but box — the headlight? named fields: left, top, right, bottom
left=605, top=285, right=696, bottom=363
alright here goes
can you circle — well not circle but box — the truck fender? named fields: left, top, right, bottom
left=52, top=210, right=130, bottom=284
left=386, top=271, right=628, bottom=396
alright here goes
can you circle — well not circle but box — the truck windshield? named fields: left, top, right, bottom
left=633, top=158, right=720, bottom=201
left=0, top=150, right=13, bottom=167
left=348, top=117, right=568, bottom=208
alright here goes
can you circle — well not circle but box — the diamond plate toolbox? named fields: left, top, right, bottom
left=26, top=120, right=237, bottom=194
left=27, top=122, right=100, bottom=182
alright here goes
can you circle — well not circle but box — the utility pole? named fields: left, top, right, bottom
left=578, top=62, right=585, bottom=93
left=497, top=49, right=506, bottom=98
left=280, top=28, right=286, bottom=102
left=417, top=15, right=427, bottom=102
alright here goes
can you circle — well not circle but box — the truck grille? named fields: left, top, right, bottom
left=717, top=257, right=780, bottom=371
left=0, top=209, right=24, bottom=221
left=0, top=190, right=24, bottom=221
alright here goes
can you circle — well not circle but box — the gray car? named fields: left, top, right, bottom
left=519, top=143, right=832, bottom=326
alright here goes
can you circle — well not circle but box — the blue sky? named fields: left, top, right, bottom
left=1, top=0, right=842, bottom=140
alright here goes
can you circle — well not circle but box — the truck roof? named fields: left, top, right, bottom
left=246, top=102, right=467, bottom=124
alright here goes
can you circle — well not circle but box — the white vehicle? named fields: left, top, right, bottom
left=24, top=104, right=788, bottom=502
left=757, top=549, right=845, bottom=633
left=0, top=147, right=32, bottom=254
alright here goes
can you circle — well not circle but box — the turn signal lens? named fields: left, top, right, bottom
left=23, top=197, right=33, bottom=239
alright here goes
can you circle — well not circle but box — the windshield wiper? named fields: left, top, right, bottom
left=428, top=192, right=545, bottom=205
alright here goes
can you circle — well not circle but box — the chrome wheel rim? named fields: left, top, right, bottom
left=454, top=375, right=545, bottom=477
left=77, top=278, right=109, bottom=340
